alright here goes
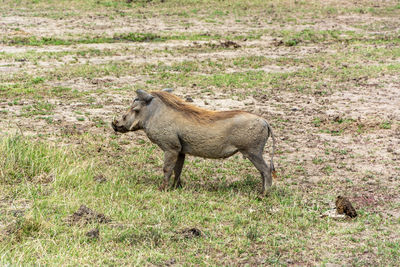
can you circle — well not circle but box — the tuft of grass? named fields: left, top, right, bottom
left=380, top=121, right=392, bottom=129
left=279, top=29, right=341, bottom=46
left=1, top=32, right=259, bottom=47
left=21, top=101, right=55, bottom=117
left=0, top=136, right=71, bottom=184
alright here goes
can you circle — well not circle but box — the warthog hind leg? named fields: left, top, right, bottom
left=241, top=150, right=272, bottom=195
left=172, top=153, right=185, bottom=189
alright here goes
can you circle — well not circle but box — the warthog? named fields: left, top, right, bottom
left=111, top=89, right=276, bottom=195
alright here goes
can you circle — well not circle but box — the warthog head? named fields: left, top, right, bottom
left=111, top=89, right=155, bottom=133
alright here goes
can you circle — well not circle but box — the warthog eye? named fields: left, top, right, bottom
left=123, top=115, right=127, bottom=120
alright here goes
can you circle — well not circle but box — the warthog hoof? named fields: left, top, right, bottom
left=173, top=181, right=182, bottom=189
left=159, top=182, right=168, bottom=191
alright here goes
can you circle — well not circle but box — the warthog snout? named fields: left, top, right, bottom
left=111, top=120, right=117, bottom=131
left=111, top=119, right=129, bottom=133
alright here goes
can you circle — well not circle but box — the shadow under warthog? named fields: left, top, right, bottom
left=129, top=167, right=275, bottom=197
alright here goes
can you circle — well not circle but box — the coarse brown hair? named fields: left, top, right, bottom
left=151, top=91, right=246, bottom=123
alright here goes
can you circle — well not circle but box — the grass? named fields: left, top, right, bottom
left=1, top=32, right=260, bottom=47
left=20, top=101, right=55, bottom=117
left=2, top=41, right=399, bottom=99
left=1, top=135, right=398, bottom=265
left=1, top=0, right=400, bottom=265
left=1, top=33, right=166, bottom=46
left=273, top=29, right=400, bottom=46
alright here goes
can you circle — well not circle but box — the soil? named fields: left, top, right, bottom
left=66, top=205, right=110, bottom=226
left=85, top=228, right=100, bottom=239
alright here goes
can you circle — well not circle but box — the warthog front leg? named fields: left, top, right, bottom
left=172, top=153, right=185, bottom=189
left=159, top=150, right=179, bottom=191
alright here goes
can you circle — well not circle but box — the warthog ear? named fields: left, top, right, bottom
left=162, top=88, right=173, bottom=93
left=136, top=90, right=154, bottom=103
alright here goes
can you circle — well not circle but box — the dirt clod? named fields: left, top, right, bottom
left=90, top=78, right=113, bottom=85
left=94, top=174, right=107, bottom=183
left=181, top=227, right=201, bottom=239
left=85, top=228, right=100, bottom=239
left=12, top=210, right=25, bottom=217
left=336, top=196, right=357, bottom=218
left=272, top=39, right=284, bottom=46
left=164, top=258, right=176, bottom=266
left=219, top=40, right=241, bottom=49
left=3, top=222, right=17, bottom=236
left=61, top=125, right=84, bottom=135
left=66, top=205, right=110, bottom=225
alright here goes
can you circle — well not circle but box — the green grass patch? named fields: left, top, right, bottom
left=1, top=31, right=260, bottom=47
left=274, top=29, right=400, bottom=46
left=20, top=101, right=55, bottom=117
left=0, top=135, right=73, bottom=184
left=1, top=0, right=400, bottom=265
left=1, top=34, right=164, bottom=46
left=0, top=135, right=397, bottom=265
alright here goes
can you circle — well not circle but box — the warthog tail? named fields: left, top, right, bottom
left=264, top=120, right=277, bottom=180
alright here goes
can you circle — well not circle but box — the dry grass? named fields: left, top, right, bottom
left=1, top=0, right=399, bottom=265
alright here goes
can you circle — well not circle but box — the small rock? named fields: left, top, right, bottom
left=321, top=209, right=346, bottom=220
left=387, top=147, right=393, bottom=153
left=185, top=96, right=194, bottom=102
left=243, top=99, right=254, bottom=106
left=333, top=115, right=341, bottom=122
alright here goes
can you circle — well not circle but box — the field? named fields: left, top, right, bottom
left=1, top=0, right=400, bottom=265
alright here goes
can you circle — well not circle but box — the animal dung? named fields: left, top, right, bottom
left=335, top=196, right=357, bottom=218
